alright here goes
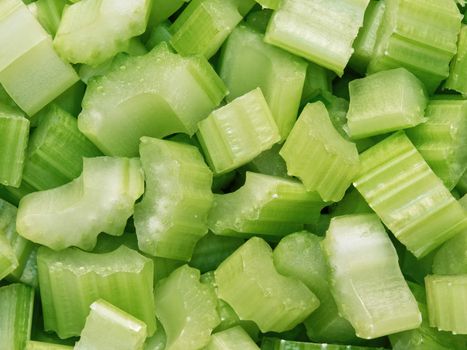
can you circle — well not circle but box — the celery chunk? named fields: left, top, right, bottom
left=205, top=326, right=260, bottom=350
left=445, top=25, right=467, bottom=95
left=25, top=342, right=72, bottom=350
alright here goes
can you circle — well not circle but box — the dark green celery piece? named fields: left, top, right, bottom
left=215, top=237, right=319, bottom=332
left=78, top=42, right=227, bottom=157
left=155, top=265, right=220, bottom=350
left=197, top=88, right=280, bottom=174
left=445, top=25, right=467, bottom=95
left=300, top=63, right=332, bottom=106
left=219, top=25, right=307, bottom=140
left=0, top=181, right=35, bottom=207
left=244, top=144, right=288, bottom=178
left=208, top=172, right=327, bottom=238
left=353, top=131, right=467, bottom=258
left=401, top=250, right=435, bottom=285
left=37, top=245, right=156, bottom=338
left=245, top=9, right=273, bottom=33
left=148, top=0, right=189, bottom=28
left=25, top=341, right=72, bottom=350
left=265, top=0, right=370, bottom=76
left=27, top=0, right=66, bottom=36
left=458, top=171, right=467, bottom=195
left=261, top=337, right=386, bottom=350
left=205, top=326, right=260, bottom=350
left=331, top=187, right=373, bottom=216
left=146, top=20, right=173, bottom=50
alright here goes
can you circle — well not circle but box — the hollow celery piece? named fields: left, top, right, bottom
left=134, top=137, right=213, bottom=261
left=208, top=172, right=327, bottom=238
left=25, top=342, right=72, bottom=350
left=353, top=131, right=467, bottom=258
left=197, top=88, right=280, bottom=174
left=28, top=0, right=66, bottom=36
left=155, top=265, right=220, bottom=350
left=245, top=144, right=288, bottom=178
left=215, top=237, right=320, bottom=332
left=445, top=25, right=467, bottom=95
left=261, top=338, right=386, bottom=350
left=75, top=299, right=147, bottom=350
left=78, top=42, right=227, bottom=157
left=17, top=157, right=144, bottom=250
left=264, top=0, right=370, bottom=76
left=219, top=25, right=307, bottom=140
left=148, top=0, right=189, bottom=28
left=205, top=326, right=260, bottom=350
left=300, top=62, right=332, bottom=106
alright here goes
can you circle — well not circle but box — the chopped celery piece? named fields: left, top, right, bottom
left=28, top=0, right=66, bottom=36
left=331, top=187, right=373, bottom=216
left=146, top=20, right=172, bottom=50
left=75, top=299, right=147, bottom=350
left=255, top=0, right=280, bottom=9
left=433, top=231, right=467, bottom=275
left=37, top=245, right=156, bottom=338
left=261, top=337, right=386, bottom=350
left=458, top=171, right=467, bottom=195
left=50, top=81, right=86, bottom=118
left=346, top=68, right=427, bottom=139
left=205, top=326, right=260, bottom=350
left=300, top=62, right=332, bottom=106
left=0, top=235, right=17, bottom=280
left=219, top=25, right=307, bottom=140
left=25, top=341, right=72, bottom=350
left=148, top=0, right=189, bottom=28
left=264, top=0, right=370, bottom=76
left=400, top=250, right=435, bottom=285
left=143, top=320, right=166, bottom=350
left=215, top=237, right=319, bottom=332
left=309, top=92, right=349, bottom=141
left=323, top=214, right=421, bottom=339
left=155, top=265, right=220, bottom=350
left=353, top=131, right=467, bottom=258
left=445, top=25, right=467, bottom=95
left=245, top=9, right=273, bottom=33
left=208, top=172, right=326, bottom=238
left=134, top=137, right=213, bottom=261
left=78, top=42, right=227, bottom=157
left=17, top=157, right=144, bottom=250
left=0, top=181, right=35, bottom=207
left=280, top=101, right=360, bottom=202
left=197, top=88, right=280, bottom=174
left=245, top=144, right=288, bottom=178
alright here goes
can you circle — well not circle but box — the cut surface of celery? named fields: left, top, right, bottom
left=445, top=25, right=467, bottom=95
left=205, top=326, right=260, bottom=350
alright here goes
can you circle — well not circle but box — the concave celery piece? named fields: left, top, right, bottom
left=261, top=338, right=386, bottom=350
left=367, top=0, right=462, bottom=93
left=78, top=42, right=227, bottom=157
left=155, top=264, right=220, bottom=350
left=0, top=283, right=35, bottom=350
left=346, top=68, right=427, bottom=140
left=300, top=62, right=332, bottom=106
left=74, top=299, right=147, bottom=350
left=244, top=144, right=288, bottom=178
left=27, top=0, right=67, bottom=36
left=25, top=341, right=72, bottom=350
left=353, top=131, right=467, bottom=258
left=323, top=214, right=421, bottom=339
left=433, top=230, right=467, bottom=275
left=146, top=20, right=173, bottom=50
left=197, top=88, right=280, bottom=174
left=445, top=25, right=467, bottom=95
left=205, top=326, right=260, bottom=350
left=208, top=172, right=327, bottom=238
left=264, top=0, right=370, bottom=76
left=16, top=157, right=144, bottom=250
left=219, top=25, right=307, bottom=140
left=280, top=101, right=360, bottom=202
left=406, top=99, right=467, bottom=190
left=331, top=187, right=372, bottom=216
left=245, top=9, right=273, bottom=33
left=215, top=237, right=320, bottom=333
left=148, top=0, right=189, bottom=28
left=134, top=137, right=213, bottom=261
left=36, top=245, right=156, bottom=338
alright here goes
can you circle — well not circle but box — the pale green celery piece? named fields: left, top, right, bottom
left=146, top=20, right=173, bottom=50
left=54, top=0, right=151, bottom=66
left=273, top=232, right=357, bottom=343
left=197, top=88, right=280, bottom=174
left=300, top=62, right=332, bottom=106
left=406, top=99, right=467, bottom=190
left=155, top=265, right=220, bottom=350
left=219, top=25, right=307, bottom=140
left=265, top=0, right=370, bottom=76
left=28, top=0, right=67, bottom=36
left=355, top=131, right=467, bottom=257
left=75, top=299, right=147, bottom=350
left=37, top=245, right=156, bottom=338
left=309, top=92, right=348, bottom=140
left=323, top=214, right=421, bottom=339
left=255, top=0, right=281, bottom=9
left=261, top=337, right=387, bottom=350
left=244, top=144, right=288, bottom=178
left=346, top=68, right=427, bottom=139
left=208, top=172, right=327, bottom=238
left=367, top=0, right=462, bottom=93
left=245, top=9, right=273, bottom=33
left=17, top=157, right=144, bottom=250
left=280, top=101, right=360, bottom=202
left=25, top=341, right=73, bottom=350
left=205, top=326, right=260, bottom=350
left=148, top=0, right=189, bottom=28
left=78, top=42, right=227, bottom=157
left=331, top=187, right=372, bottom=216
left=215, top=237, right=320, bottom=333
left=433, top=232, right=467, bottom=275
left=0, top=283, right=35, bottom=350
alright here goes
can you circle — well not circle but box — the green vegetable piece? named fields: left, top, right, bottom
left=331, top=187, right=373, bottom=216
left=261, top=337, right=386, bottom=350
left=433, top=229, right=467, bottom=275
left=255, top=0, right=281, bottom=9
left=143, top=320, right=167, bottom=350
left=27, top=0, right=66, bottom=36
left=445, top=25, right=467, bottom=95
left=300, top=62, right=332, bottom=106
left=458, top=171, right=467, bottom=195
left=0, top=234, right=17, bottom=281
left=148, top=0, right=189, bottom=28
left=25, top=341, right=72, bottom=350
left=146, top=20, right=173, bottom=50
left=205, top=326, right=260, bottom=350
left=245, top=144, right=288, bottom=178
left=244, top=9, right=273, bottom=33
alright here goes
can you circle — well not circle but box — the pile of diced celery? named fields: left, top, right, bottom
left=0, top=0, right=467, bottom=349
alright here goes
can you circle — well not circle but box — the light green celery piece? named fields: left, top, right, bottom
left=446, top=24, right=467, bottom=95
left=245, top=144, right=288, bottom=178
left=260, top=338, right=386, bottom=350
left=75, top=299, right=147, bottom=350
left=264, top=0, right=370, bottom=76
left=280, top=101, right=360, bottom=202
left=197, top=88, right=280, bottom=174
left=215, top=237, right=320, bottom=333
left=25, top=341, right=72, bottom=350
left=245, top=9, right=273, bottom=33
left=148, top=0, right=189, bottom=27
left=37, top=245, right=156, bottom=338
left=323, top=214, right=421, bottom=339
left=346, top=68, right=427, bottom=140
left=155, top=265, right=220, bottom=350
left=433, top=229, right=467, bottom=275
left=0, top=283, right=35, bottom=350
left=425, top=274, right=467, bottom=334
left=219, top=25, right=306, bottom=140
left=28, top=0, right=67, bottom=36
left=54, top=0, right=151, bottom=66
left=205, top=326, right=260, bottom=350
left=16, top=157, right=144, bottom=250
left=353, top=131, right=467, bottom=258
left=309, top=92, right=349, bottom=141
left=0, top=235, right=17, bottom=280
left=15, top=245, right=38, bottom=288
left=300, top=62, right=332, bottom=106
left=78, top=42, right=227, bottom=157
left=331, top=187, right=373, bottom=216
left=406, top=99, right=467, bottom=190
left=146, top=20, right=173, bottom=50
left=255, top=0, right=281, bottom=9
left=134, top=137, right=213, bottom=261
left=208, top=172, right=327, bottom=238
left=367, top=0, right=462, bottom=93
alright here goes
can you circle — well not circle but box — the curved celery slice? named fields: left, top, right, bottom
left=25, top=342, right=72, bottom=350
left=134, top=137, right=213, bottom=261
left=261, top=338, right=386, bottom=350
left=215, top=237, right=319, bottom=333
left=205, top=326, right=260, bottom=350
left=78, top=43, right=227, bottom=157
left=155, top=265, right=220, bottom=350
left=197, top=88, right=280, bottom=174
left=37, top=245, right=156, bottom=338
left=445, top=25, right=467, bottom=95
left=17, top=157, right=144, bottom=251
